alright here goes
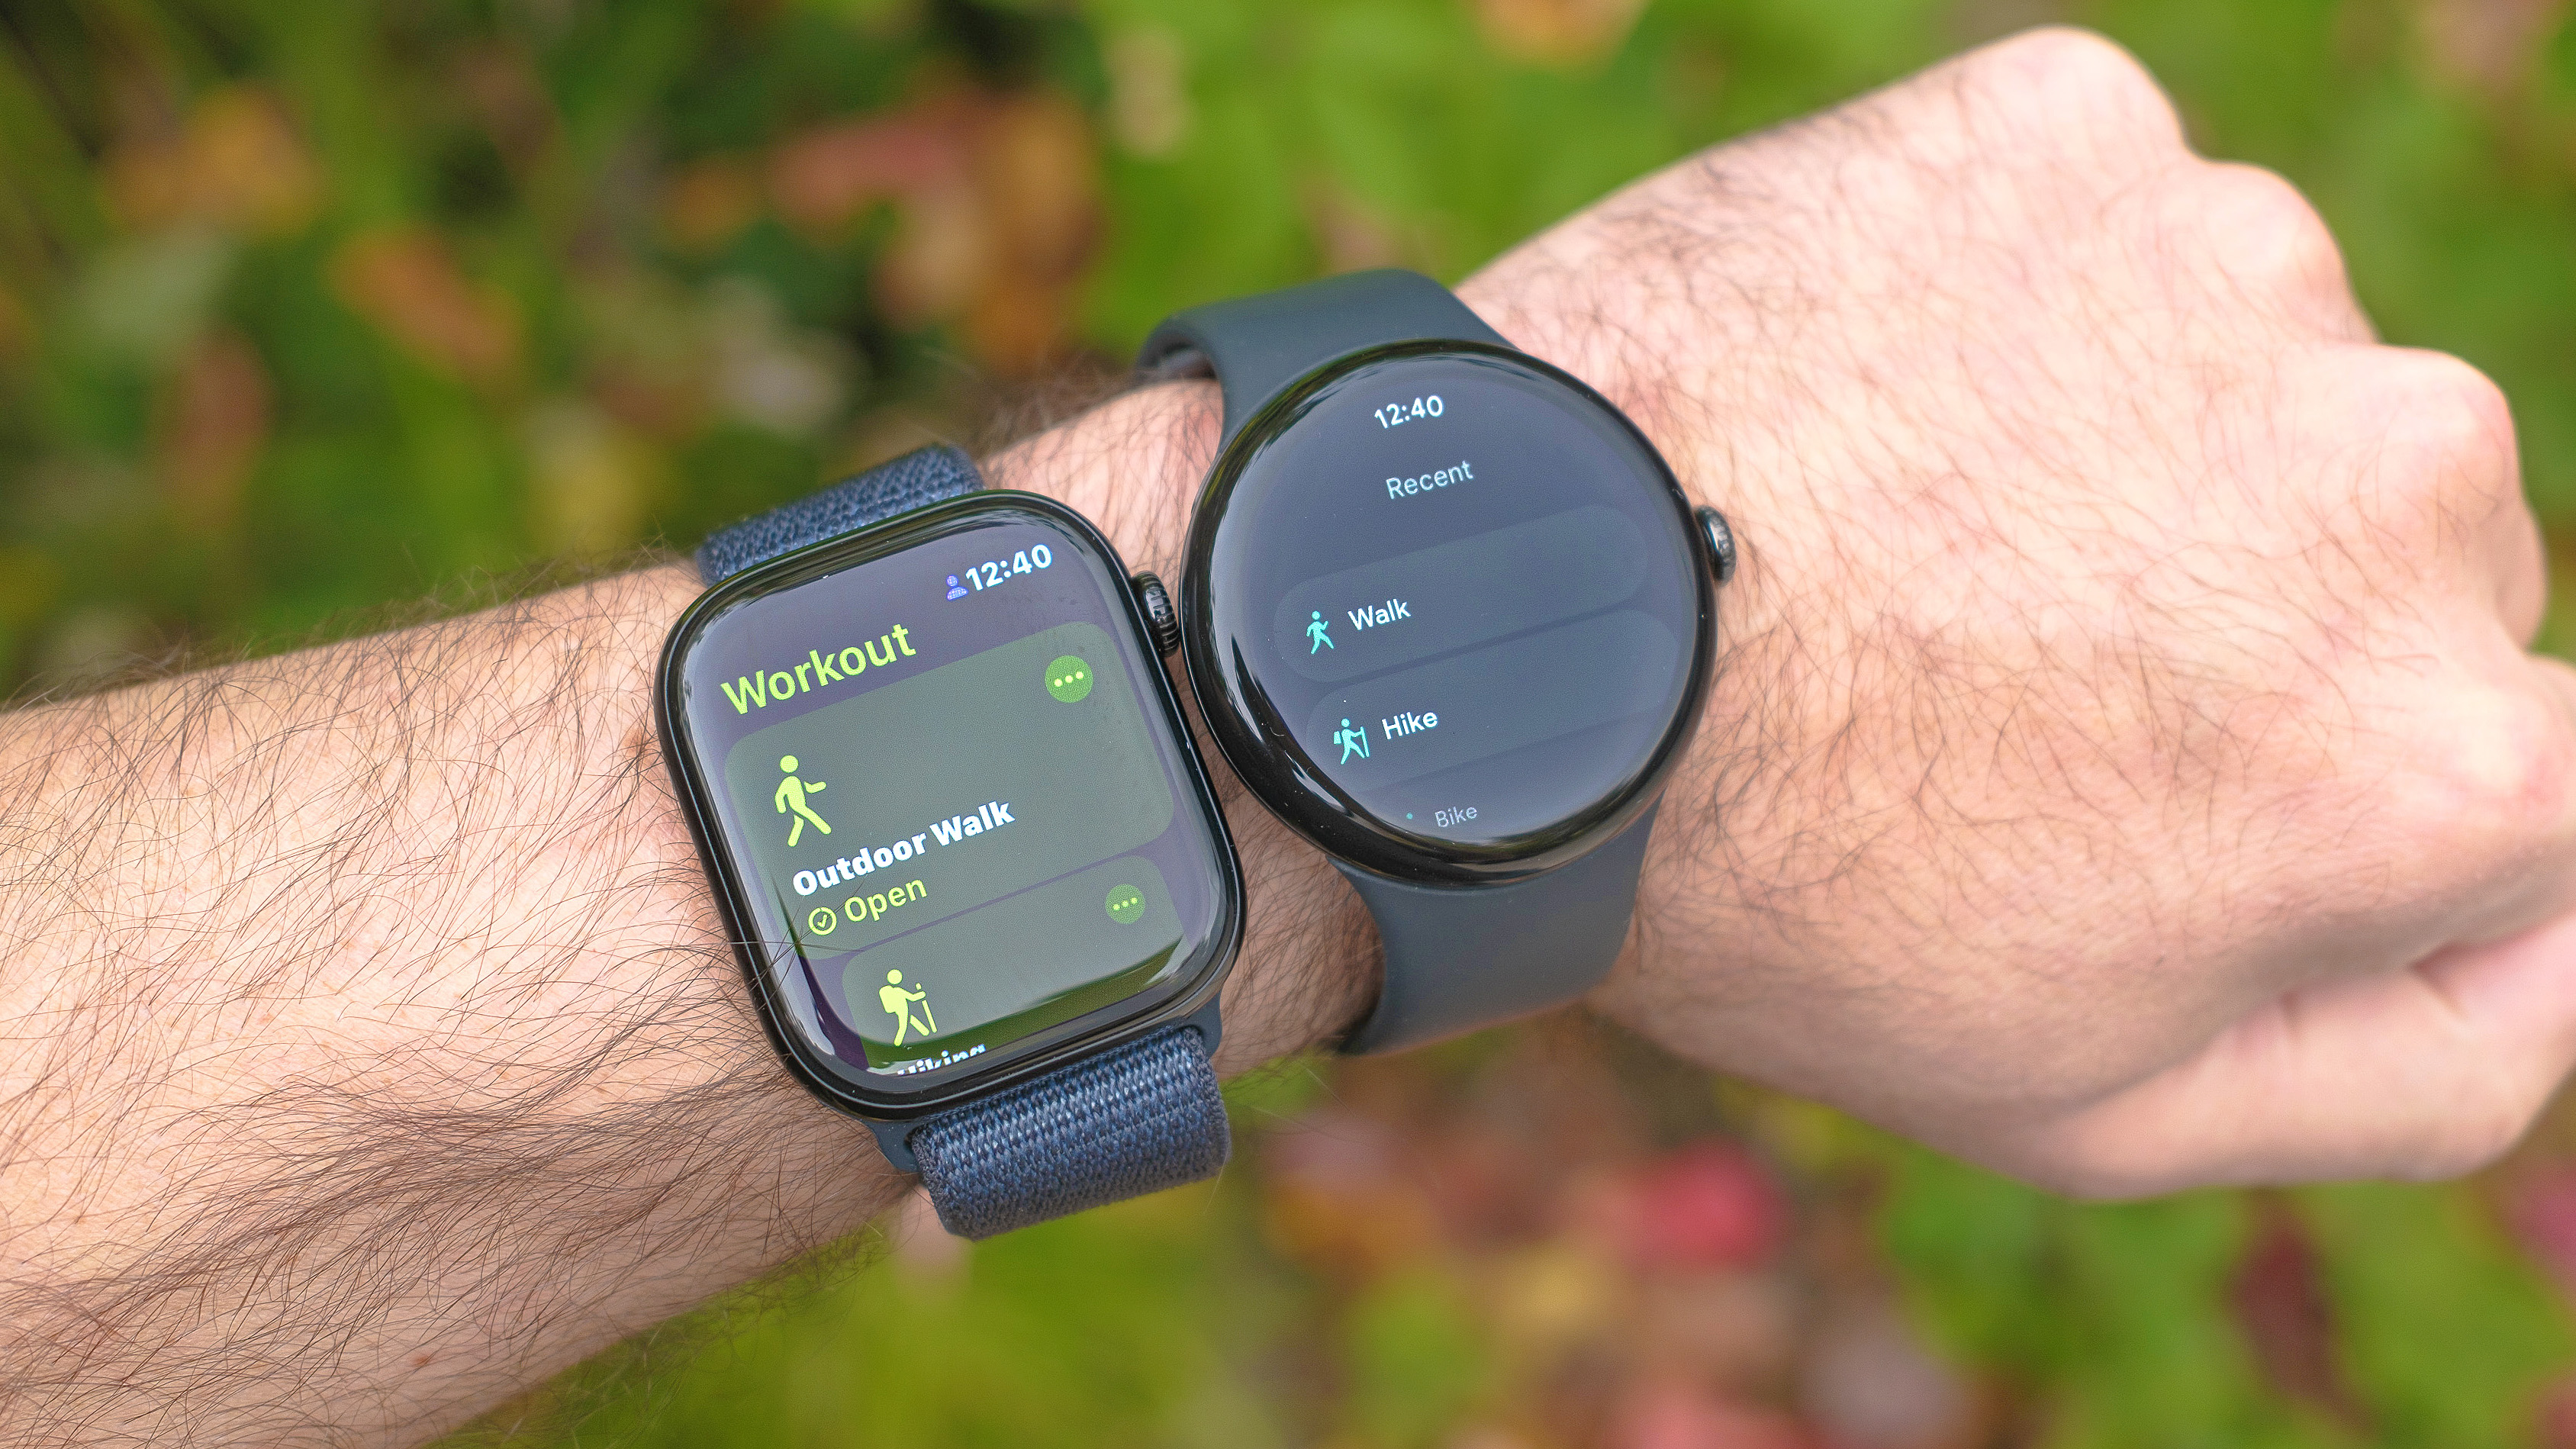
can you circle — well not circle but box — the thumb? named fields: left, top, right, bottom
left=2004, top=652, right=2576, bottom=1196
left=2011, top=887, right=2576, bottom=1196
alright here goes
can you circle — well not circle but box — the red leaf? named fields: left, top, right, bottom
left=1615, top=1141, right=1786, bottom=1272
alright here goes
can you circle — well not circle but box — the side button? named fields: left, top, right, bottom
left=1695, top=506, right=1737, bottom=586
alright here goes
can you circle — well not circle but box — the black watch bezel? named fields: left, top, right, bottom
left=1179, top=339, right=1717, bottom=887
left=657, top=491, right=1244, bottom=1122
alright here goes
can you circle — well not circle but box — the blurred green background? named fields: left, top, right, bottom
left=5, top=0, right=2576, bottom=1445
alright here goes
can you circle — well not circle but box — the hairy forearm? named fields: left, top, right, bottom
left=0, top=381, right=1369, bottom=1446
left=0, top=565, right=858, bottom=1444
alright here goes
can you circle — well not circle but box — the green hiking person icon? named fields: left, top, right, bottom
left=774, top=755, right=831, bottom=847
left=1333, top=717, right=1370, bottom=764
left=879, top=969, right=936, bottom=1045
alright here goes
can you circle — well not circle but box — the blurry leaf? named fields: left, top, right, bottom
left=1471, top=0, right=1653, bottom=66
left=768, top=104, right=971, bottom=236
left=790, top=0, right=926, bottom=27
left=1874, top=1149, right=2347, bottom=1446
left=1305, top=180, right=1414, bottom=273
left=327, top=229, right=520, bottom=385
left=1874, top=1148, right=2053, bottom=1364
left=32, top=602, right=154, bottom=691
left=2417, top=0, right=2572, bottom=97
left=156, top=329, right=270, bottom=529
left=453, top=43, right=559, bottom=176
left=1219, top=1049, right=1333, bottom=1125
left=661, top=156, right=767, bottom=256
left=704, top=277, right=858, bottom=435
left=2229, top=1195, right=2364, bottom=1431
left=1346, top=1268, right=1490, bottom=1449
left=1485, top=1238, right=1626, bottom=1360
left=2540, top=1372, right=2576, bottom=1449
left=876, top=172, right=989, bottom=324
left=101, top=86, right=322, bottom=237
left=0, top=280, right=31, bottom=362
left=970, top=92, right=1098, bottom=326
left=1602, top=1380, right=1814, bottom=1449
left=1105, top=26, right=1193, bottom=155
left=76, top=226, right=235, bottom=365
left=2508, top=1161, right=2576, bottom=1296
left=1631, top=1270, right=1800, bottom=1396
left=524, top=398, right=655, bottom=559
left=1798, top=1301, right=1974, bottom=1449
left=2304, top=1180, right=2573, bottom=1447
left=1263, top=1109, right=1447, bottom=1277
left=1599, top=1141, right=1787, bottom=1273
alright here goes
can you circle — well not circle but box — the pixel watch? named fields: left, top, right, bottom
left=657, top=445, right=1243, bottom=1239
left=1141, top=269, right=1727, bottom=1055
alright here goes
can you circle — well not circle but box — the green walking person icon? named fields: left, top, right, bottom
left=1307, top=610, right=1335, bottom=653
left=879, top=969, right=936, bottom=1045
left=774, top=755, right=831, bottom=848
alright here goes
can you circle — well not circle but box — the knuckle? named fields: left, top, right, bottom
left=2398, top=686, right=2574, bottom=852
left=2394, top=353, right=2518, bottom=480
left=2354, top=352, right=2523, bottom=523
left=2190, top=163, right=2346, bottom=296
left=1970, top=26, right=2183, bottom=154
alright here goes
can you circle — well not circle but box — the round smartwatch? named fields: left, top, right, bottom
left=656, top=445, right=1244, bottom=1239
left=1141, top=269, right=1725, bottom=1055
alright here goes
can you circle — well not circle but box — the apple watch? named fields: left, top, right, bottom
left=657, top=444, right=1244, bottom=1238
left=1140, top=269, right=1725, bottom=1055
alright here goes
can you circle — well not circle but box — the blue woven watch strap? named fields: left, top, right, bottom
left=909, top=1024, right=1230, bottom=1240
left=694, top=443, right=981, bottom=583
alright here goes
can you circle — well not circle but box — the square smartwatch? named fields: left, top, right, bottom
left=656, top=446, right=1242, bottom=1238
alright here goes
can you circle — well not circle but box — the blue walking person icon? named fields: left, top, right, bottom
left=1306, top=610, right=1335, bottom=653
left=1332, top=717, right=1370, bottom=764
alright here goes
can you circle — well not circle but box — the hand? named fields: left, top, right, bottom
left=1464, top=27, right=2574, bottom=1193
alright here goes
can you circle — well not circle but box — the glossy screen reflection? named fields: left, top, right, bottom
left=671, top=512, right=1232, bottom=1089
left=1198, top=350, right=1703, bottom=854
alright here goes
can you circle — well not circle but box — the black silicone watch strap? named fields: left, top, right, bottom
left=694, top=445, right=1232, bottom=1237
left=1140, top=269, right=1656, bottom=1057
left=1138, top=268, right=1510, bottom=446
left=1335, top=806, right=1659, bottom=1055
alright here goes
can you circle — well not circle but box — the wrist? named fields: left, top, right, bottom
left=979, top=379, right=1380, bottom=1071
left=980, top=379, right=1218, bottom=578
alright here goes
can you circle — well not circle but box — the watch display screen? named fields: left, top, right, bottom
left=665, top=502, right=1235, bottom=1096
left=1191, top=347, right=1708, bottom=866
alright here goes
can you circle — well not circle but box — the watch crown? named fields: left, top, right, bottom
left=1694, top=506, right=1737, bottom=586
left=1132, top=571, right=1181, bottom=654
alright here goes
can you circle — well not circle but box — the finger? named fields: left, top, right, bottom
left=2005, top=906, right=2576, bottom=1196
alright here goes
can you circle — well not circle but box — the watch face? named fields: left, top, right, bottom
left=1185, top=343, right=1713, bottom=881
left=660, top=494, right=1240, bottom=1113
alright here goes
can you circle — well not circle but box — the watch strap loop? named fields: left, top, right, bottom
left=696, top=443, right=982, bottom=583
left=909, top=1023, right=1230, bottom=1240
